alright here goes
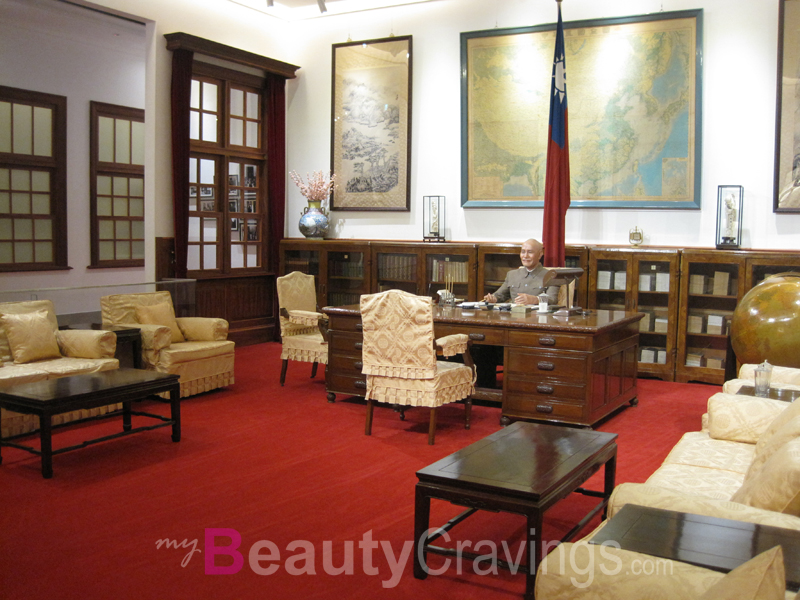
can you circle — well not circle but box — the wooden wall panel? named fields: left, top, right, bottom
left=196, top=276, right=275, bottom=346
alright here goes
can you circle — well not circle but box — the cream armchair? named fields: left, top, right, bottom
left=360, top=289, right=475, bottom=445
left=100, top=291, right=234, bottom=398
left=276, top=271, right=328, bottom=386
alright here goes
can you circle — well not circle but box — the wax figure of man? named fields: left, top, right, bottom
left=483, top=239, right=559, bottom=305
left=473, top=239, right=559, bottom=388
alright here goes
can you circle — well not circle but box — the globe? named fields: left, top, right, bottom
left=730, top=273, right=800, bottom=368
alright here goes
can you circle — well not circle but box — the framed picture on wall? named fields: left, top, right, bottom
left=775, top=0, right=800, bottom=212
left=460, top=10, right=702, bottom=209
left=330, top=35, right=412, bottom=211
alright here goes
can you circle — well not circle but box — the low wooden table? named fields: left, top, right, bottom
left=736, top=384, right=800, bottom=403
left=0, top=368, right=180, bottom=478
left=589, top=504, right=800, bottom=591
left=413, top=421, right=618, bottom=598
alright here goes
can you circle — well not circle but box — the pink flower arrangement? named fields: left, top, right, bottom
left=290, top=170, right=335, bottom=202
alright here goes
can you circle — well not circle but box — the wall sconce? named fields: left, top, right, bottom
left=423, top=195, right=445, bottom=242
left=716, top=185, right=743, bottom=249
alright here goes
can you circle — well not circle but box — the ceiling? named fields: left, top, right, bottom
left=230, top=0, right=438, bottom=21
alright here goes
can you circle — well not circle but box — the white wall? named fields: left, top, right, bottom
left=2, top=0, right=796, bottom=297
left=287, top=0, right=799, bottom=250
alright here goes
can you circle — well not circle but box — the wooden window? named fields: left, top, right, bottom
left=90, top=102, right=145, bottom=267
left=187, top=63, right=266, bottom=276
left=0, top=86, right=67, bottom=271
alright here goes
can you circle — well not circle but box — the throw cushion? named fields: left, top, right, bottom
left=745, top=415, right=800, bottom=481
left=0, top=309, right=61, bottom=363
left=707, top=393, right=787, bottom=444
left=698, top=545, right=784, bottom=600
left=135, top=302, right=185, bottom=344
left=731, top=438, right=800, bottom=515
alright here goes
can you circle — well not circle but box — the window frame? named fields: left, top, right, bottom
left=89, top=101, right=145, bottom=268
left=0, top=85, right=68, bottom=272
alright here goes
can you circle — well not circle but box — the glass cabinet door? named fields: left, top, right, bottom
left=634, top=254, right=678, bottom=380
left=373, top=246, right=420, bottom=295
left=326, top=250, right=366, bottom=306
left=590, top=255, right=630, bottom=311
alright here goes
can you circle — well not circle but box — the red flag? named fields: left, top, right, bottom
left=542, top=2, right=570, bottom=268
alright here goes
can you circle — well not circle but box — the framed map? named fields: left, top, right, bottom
left=330, top=36, right=412, bottom=211
left=775, top=0, right=800, bottom=212
left=461, top=10, right=702, bottom=209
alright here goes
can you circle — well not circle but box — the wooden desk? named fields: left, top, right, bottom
left=322, top=305, right=643, bottom=427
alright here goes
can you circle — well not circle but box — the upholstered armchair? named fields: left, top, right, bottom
left=100, top=291, right=234, bottom=398
left=276, top=271, right=328, bottom=386
left=360, top=289, right=475, bottom=445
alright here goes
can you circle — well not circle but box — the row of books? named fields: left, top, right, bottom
left=378, top=254, right=416, bottom=281
left=329, top=260, right=364, bottom=278
left=687, top=311, right=732, bottom=336
left=689, top=272, right=737, bottom=296
left=597, top=270, right=627, bottom=290
left=638, top=309, right=670, bottom=333
left=640, top=347, right=668, bottom=364
left=284, top=259, right=314, bottom=274
left=685, top=347, right=727, bottom=369
left=430, top=259, right=469, bottom=283
left=638, top=272, right=671, bottom=292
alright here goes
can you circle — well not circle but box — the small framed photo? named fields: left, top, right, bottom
left=229, top=199, right=239, bottom=213
left=245, top=199, right=256, bottom=213
left=228, top=174, right=239, bottom=187
left=231, top=218, right=240, bottom=232
left=200, top=186, right=214, bottom=198
left=244, top=165, right=257, bottom=188
left=200, top=200, right=215, bottom=212
left=189, top=185, right=197, bottom=197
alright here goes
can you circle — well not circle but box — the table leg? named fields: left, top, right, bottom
left=122, top=401, right=132, bottom=431
left=603, top=449, right=617, bottom=519
left=413, top=485, right=431, bottom=580
left=170, top=387, right=181, bottom=442
left=40, top=415, right=53, bottom=479
left=526, top=511, right=543, bottom=599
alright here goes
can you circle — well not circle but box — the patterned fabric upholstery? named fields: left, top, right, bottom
left=276, top=272, right=328, bottom=367
left=359, top=290, right=474, bottom=444
left=723, top=363, right=800, bottom=394
left=707, top=393, right=788, bottom=444
left=101, top=291, right=234, bottom=398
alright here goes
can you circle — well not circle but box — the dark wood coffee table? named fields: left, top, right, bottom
left=413, top=421, right=618, bottom=599
left=589, top=504, right=800, bottom=591
left=736, top=384, right=800, bottom=402
left=0, top=368, right=180, bottom=478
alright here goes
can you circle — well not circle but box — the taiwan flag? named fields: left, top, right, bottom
left=542, top=2, right=570, bottom=268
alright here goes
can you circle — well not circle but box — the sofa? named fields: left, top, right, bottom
left=100, top=291, right=235, bottom=398
left=535, top=390, right=800, bottom=599
left=0, top=300, right=119, bottom=438
left=723, top=363, right=800, bottom=395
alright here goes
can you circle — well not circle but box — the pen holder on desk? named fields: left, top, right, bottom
left=437, top=289, right=456, bottom=308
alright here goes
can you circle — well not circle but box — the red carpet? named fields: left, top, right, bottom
left=0, top=343, right=715, bottom=600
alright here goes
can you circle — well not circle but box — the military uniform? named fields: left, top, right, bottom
left=492, top=264, right=559, bottom=304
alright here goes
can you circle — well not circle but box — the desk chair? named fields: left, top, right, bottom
left=276, top=271, right=328, bottom=386
left=360, top=289, right=475, bottom=445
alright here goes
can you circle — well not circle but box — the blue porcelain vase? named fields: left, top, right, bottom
left=298, top=201, right=330, bottom=239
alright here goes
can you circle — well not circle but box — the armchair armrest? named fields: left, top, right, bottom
left=56, top=329, right=117, bottom=359
left=608, top=482, right=800, bottom=531
left=707, top=392, right=788, bottom=443
left=435, top=334, right=469, bottom=357
left=280, top=308, right=328, bottom=340
left=117, top=322, right=172, bottom=351
left=175, top=317, right=228, bottom=341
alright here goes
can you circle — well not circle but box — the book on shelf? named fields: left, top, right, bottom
left=689, top=274, right=708, bottom=295
left=706, top=314, right=726, bottom=335
left=613, top=271, right=627, bottom=290
left=685, top=351, right=705, bottom=367
left=639, top=274, right=653, bottom=292
left=640, top=347, right=655, bottom=363
left=687, top=313, right=705, bottom=334
left=712, top=271, right=730, bottom=296
left=597, top=271, right=612, bottom=290
left=655, top=272, right=670, bottom=292
left=655, top=348, right=667, bottom=364
left=638, top=311, right=652, bottom=332
left=654, top=317, right=669, bottom=333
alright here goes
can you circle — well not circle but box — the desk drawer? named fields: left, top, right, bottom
left=504, top=394, right=585, bottom=420
left=329, top=353, right=364, bottom=375
left=435, top=323, right=505, bottom=345
left=507, top=330, right=591, bottom=352
left=329, top=331, right=364, bottom=356
left=326, top=372, right=367, bottom=397
left=506, top=378, right=585, bottom=402
left=506, top=349, right=586, bottom=380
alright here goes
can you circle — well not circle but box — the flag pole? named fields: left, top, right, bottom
left=542, top=0, right=570, bottom=268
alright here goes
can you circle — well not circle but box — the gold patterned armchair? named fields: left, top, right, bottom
left=360, top=289, right=475, bottom=445
left=100, top=291, right=234, bottom=398
left=276, top=271, right=328, bottom=386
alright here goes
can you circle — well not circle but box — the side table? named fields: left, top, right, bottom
left=736, top=384, right=800, bottom=403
